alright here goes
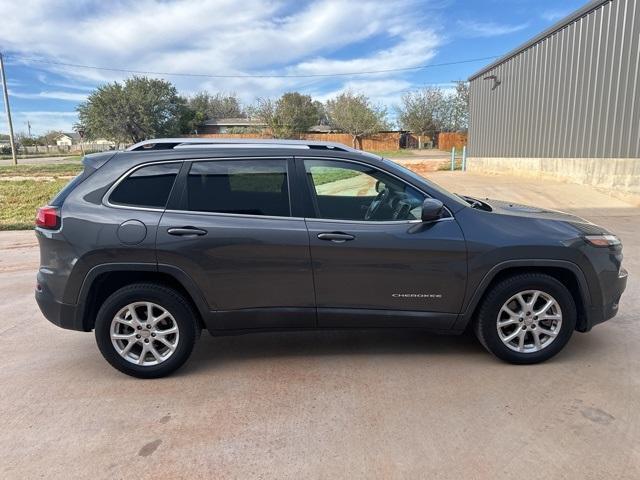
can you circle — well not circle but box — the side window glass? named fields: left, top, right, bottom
left=304, top=159, right=425, bottom=221
left=109, top=163, right=180, bottom=208
left=187, top=159, right=290, bottom=217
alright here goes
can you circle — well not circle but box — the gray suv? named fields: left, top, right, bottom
left=35, top=139, right=627, bottom=378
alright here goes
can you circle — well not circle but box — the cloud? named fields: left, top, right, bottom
left=456, top=20, right=528, bottom=38
left=540, top=9, right=570, bottom=22
left=293, top=30, right=440, bottom=76
left=0, top=111, right=78, bottom=136
left=0, top=0, right=442, bottom=104
left=0, top=0, right=456, bottom=134
left=9, top=90, right=88, bottom=102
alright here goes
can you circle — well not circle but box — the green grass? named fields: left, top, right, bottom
left=0, top=179, right=70, bottom=230
left=0, top=163, right=83, bottom=178
left=367, top=149, right=416, bottom=158
left=309, top=167, right=360, bottom=185
left=0, top=152, right=83, bottom=160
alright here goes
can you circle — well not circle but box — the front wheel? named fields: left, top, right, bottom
left=94, top=283, right=199, bottom=378
left=474, top=274, right=576, bottom=364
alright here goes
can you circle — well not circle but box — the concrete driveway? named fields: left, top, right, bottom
left=1, top=172, right=639, bottom=479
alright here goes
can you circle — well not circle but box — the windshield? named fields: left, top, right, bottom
left=384, top=159, right=468, bottom=209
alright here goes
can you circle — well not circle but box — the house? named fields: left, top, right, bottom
left=467, top=0, right=640, bottom=194
left=55, top=132, right=81, bottom=146
left=94, top=138, right=116, bottom=147
left=198, top=118, right=265, bottom=134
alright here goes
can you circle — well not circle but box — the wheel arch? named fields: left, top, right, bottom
left=75, top=263, right=209, bottom=331
left=455, top=260, right=592, bottom=332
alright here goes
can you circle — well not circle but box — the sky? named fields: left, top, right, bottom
left=0, top=0, right=587, bottom=136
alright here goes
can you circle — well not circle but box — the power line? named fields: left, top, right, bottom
left=9, top=54, right=500, bottom=79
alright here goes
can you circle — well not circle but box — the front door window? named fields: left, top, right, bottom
left=304, top=159, right=425, bottom=221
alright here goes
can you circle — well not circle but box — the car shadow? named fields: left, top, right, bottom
left=178, top=328, right=489, bottom=375
left=175, top=325, right=618, bottom=376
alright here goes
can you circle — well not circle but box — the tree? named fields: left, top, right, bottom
left=39, top=130, right=64, bottom=146
left=443, top=82, right=469, bottom=133
left=313, top=100, right=329, bottom=125
left=183, top=92, right=245, bottom=133
left=396, top=87, right=447, bottom=148
left=252, top=92, right=319, bottom=138
left=326, top=91, right=388, bottom=149
left=77, top=76, right=185, bottom=143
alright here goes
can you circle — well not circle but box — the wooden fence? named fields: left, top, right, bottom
left=194, top=132, right=401, bottom=151
left=438, top=132, right=467, bottom=151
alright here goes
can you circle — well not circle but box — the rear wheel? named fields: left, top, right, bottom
left=95, top=283, right=199, bottom=378
left=474, top=274, right=576, bottom=364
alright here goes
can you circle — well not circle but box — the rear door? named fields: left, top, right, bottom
left=299, top=157, right=467, bottom=329
left=156, top=157, right=315, bottom=330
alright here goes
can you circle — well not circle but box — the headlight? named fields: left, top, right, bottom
left=584, top=234, right=621, bottom=247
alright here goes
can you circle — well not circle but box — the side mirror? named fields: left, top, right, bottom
left=421, top=198, right=444, bottom=222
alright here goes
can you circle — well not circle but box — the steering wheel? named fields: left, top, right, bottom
left=364, top=187, right=391, bottom=220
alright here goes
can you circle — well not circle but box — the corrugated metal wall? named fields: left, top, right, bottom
left=468, top=0, right=640, bottom=158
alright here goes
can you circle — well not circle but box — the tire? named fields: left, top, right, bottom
left=474, top=273, right=576, bottom=364
left=94, top=283, right=200, bottom=378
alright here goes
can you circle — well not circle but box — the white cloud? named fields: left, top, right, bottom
left=0, top=0, right=443, bottom=104
left=540, top=9, right=570, bottom=23
left=0, top=111, right=78, bottom=136
left=456, top=20, right=528, bottom=38
left=9, top=90, right=88, bottom=102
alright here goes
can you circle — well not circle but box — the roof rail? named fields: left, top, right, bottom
left=127, top=138, right=353, bottom=152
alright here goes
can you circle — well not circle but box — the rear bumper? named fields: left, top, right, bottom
left=584, top=267, right=628, bottom=331
left=35, top=283, right=85, bottom=332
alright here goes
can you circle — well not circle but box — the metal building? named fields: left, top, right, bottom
left=467, top=0, right=640, bottom=193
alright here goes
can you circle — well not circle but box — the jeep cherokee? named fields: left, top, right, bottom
left=35, top=139, right=628, bottom=378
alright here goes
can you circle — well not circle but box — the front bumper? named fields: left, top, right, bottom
left=584, top=267, right=628, bottom=330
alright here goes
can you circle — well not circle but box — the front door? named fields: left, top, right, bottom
left=157, top=157, right=315, bottom=330
left=300, top=157, right=467, bottom=329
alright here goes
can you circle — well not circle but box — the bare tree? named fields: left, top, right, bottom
left=188, top=92, right=244, bottom=120
left=443, top=82, right=469, bottom=133
left=395, top=87, right=446, bottom=148
left=326, top=91, right=388, bottom=149
left=251, top=92, right=320, bottom=138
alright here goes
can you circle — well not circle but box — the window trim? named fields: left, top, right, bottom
left=296, top=156, right=453, bottom=224
left=104, top=160, right=184, bottom=212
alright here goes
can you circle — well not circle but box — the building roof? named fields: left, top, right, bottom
left=56, top=132, right=81, bottom=140
left=202, top=117, right=265, bottom=127
left=469, top=0, right=611, bottom=81
left=308, top=124, right=335, bottom=133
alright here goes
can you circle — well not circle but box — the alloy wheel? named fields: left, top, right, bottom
left=496, top=290, right=562, bottom=353
left=110, top=302, right=180, bottom=366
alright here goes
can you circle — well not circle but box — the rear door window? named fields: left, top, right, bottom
left=109, top=163, right=180, bottom=208
left=186, top=159, right=290, bottom=217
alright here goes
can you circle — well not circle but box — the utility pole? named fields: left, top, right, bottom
left=0, top=52, right=17, bottom=165
left=27, top=120, right=32, bottom=138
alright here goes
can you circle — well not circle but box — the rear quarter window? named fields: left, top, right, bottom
left=109, top=163, right=180, bottom=208
left=50, top=173, right=87, bottom=207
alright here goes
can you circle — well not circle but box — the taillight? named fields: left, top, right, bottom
left=36, top=206, right=60, bottom=229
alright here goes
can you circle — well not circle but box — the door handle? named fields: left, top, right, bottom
left=167, top=227, right=208, bottom=237
left=317, top=232, right=355, bottom=243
